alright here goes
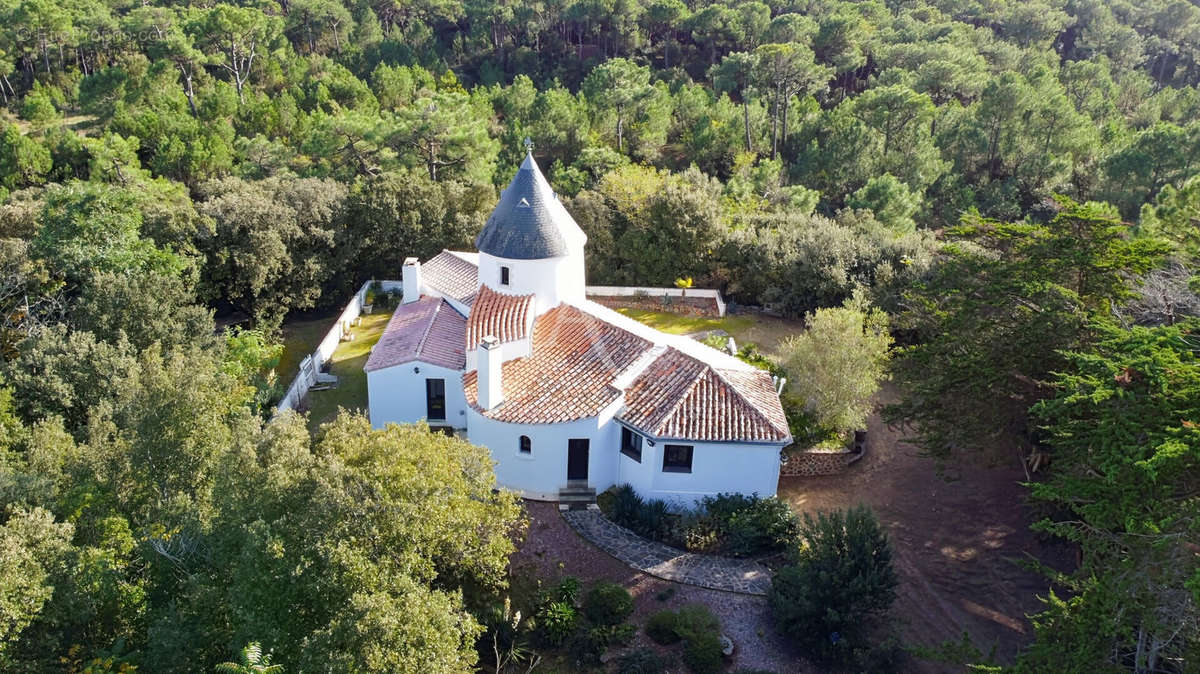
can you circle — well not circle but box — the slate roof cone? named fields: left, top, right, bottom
left=474, top=145, right=587, bottom=260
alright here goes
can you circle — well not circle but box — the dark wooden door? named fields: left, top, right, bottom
left=567, top=439, right=589, bottom=481
left=426, top=378, right=446, bottom=420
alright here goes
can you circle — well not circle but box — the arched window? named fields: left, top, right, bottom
left=519, top=435, right=532, bottom=454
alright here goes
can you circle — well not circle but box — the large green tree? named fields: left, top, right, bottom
left=196, top=176, right=345, bottom=330
left=887, top=198, right=1169, bottom=459
left=1018, top=321, right=1200, bottom=671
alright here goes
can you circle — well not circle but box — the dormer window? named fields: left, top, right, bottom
left=500, top=266, right=510, bottom=285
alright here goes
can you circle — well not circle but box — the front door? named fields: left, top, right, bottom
left=426, top=378, right=446, bottom=420
left=567, top=439, right=589, bottom=481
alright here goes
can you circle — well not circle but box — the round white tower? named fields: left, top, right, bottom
left=475, top=148, right=587, bottom=315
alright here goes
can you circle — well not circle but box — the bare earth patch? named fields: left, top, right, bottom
left=779, top=385, right=1074, bottom=669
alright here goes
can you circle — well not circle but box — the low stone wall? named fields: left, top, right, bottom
left=589, top=293, right=723, bottom=318
left=780, top=448, right=862, bottom=477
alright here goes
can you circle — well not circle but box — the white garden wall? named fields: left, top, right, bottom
left=275, top=279, right=401, bottom=416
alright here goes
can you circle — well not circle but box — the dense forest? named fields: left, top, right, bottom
left=1, top=0, right=1198, bottom=671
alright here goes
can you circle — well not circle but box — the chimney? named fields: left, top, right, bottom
left=478, top=335, right=503, bottom=410
left=402, top=257, right=421, bottom=304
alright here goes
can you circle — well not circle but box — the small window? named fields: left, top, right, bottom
left=662, top=444, right=693, bottom=473
left=620, top=427, right=642, bottom=463
left=519, top=435, right=532, bottom=454
left=500, top=266, right=510, bottom=285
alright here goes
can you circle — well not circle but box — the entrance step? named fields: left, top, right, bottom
left=557, top=483, right=597, bottom=510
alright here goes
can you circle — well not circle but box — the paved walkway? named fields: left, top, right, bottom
left=561, top=509, right=772, bottom=596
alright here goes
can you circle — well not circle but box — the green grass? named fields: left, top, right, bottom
left=615, top=308, right=755, bottom=335
left=616, top=308, right=804, bottom=358
left=278, top=313, right=338, bottom=379
left=303, top=310, right=393, bottom=433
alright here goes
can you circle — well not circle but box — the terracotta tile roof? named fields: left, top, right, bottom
left=364, top=297, right=466, bottom=372
left=464, top=304, right=653, bottom=423
left=422, top=250, right=479, bottom=306
left=465, top=285, right=534, bottom=349
left=620, top=348, right=791, bottom=443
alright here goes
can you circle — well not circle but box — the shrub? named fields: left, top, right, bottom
left=675, top=604, right=720, bottom=640
left=569, top=623, right=637, bottom=667
left=769, top=505, right=897, bottom=664
left=645, top=610, right=682, bottom=645
left=553, top=576, right=582, bottom=605
left=568, top=626, right=609, bottom=667
left=702, top=494, right=799, bottom=557
left=682, top=630, right=726, bottom=674
left=584, top=581, right=634, bottom=626
left=601, top=484, right=676, bottom=542
left=637, top=497, right=672, bottom=540
left=604, top=484, right=645, bottom=527
left=605, top=485, right=801, bottom=557
left=536, top=601, right=578, bottom=647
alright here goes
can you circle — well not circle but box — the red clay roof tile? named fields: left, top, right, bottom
left=422, top=250, right=479, bottom=306
left=465, top=285, right=534, bottom=349
left=620, top=348, right=791, bottom=443
left=464, top=304, right=652, bottom=423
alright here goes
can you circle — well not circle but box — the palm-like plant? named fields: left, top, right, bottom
left=215, top=643, right=282, bottom=674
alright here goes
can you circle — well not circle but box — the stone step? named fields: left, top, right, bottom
left=558, top=490, right=596, bottom=501
left=557, top=484, right=597, bottom=509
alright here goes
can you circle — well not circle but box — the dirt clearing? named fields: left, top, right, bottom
left=779, top=386, right=1074, bottom=668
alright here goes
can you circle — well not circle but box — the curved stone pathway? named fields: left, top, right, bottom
left=561, top=509, right=772, bottom=595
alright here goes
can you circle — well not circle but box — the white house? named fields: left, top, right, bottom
left=364, top=150, right=792, bottom=505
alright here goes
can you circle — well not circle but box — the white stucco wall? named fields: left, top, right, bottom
left=366, top=362, right=468, bottom=429
left=615, top=431, right=785, bottom=507
left=465, top=403, right=624, bottom=500
left=462, top=400, right=782, bottom=504
left=478, top=252, right=585, bottom=316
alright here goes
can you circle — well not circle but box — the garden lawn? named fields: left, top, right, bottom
left=615, top=308, right=754, bottom=335
left=616, top=308, right=803, bottom=358
left=303, top=310, right=392, bottom=433
left=278, top=313, right=337, bottom=380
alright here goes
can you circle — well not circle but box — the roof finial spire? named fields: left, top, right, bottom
left=523, top=137, right=533, bottom=155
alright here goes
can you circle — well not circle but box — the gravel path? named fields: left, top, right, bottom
left=512, top=501, right=808, bottom=673
left=561, top=508, right=772, bottom=595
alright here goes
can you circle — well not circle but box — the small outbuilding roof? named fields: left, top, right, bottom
left=364, top=297, right=466, bottom=372
left=474, top=153, right=587, bottom=260
left=422, top=250, right=480, bottom=306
